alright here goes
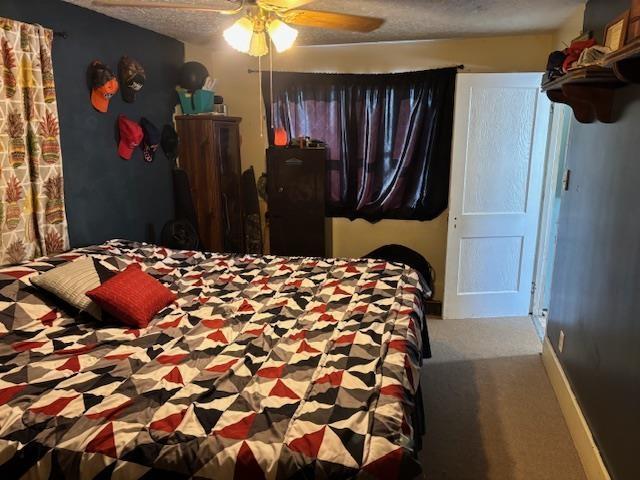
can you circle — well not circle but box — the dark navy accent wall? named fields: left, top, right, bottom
left=583, top=0, right=631, bottom=43
left=547, top=1, right=639, bottom=479
left=0, top=0, right=183, bottom=247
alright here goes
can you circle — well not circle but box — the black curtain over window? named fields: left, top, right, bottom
left=262, top=67, right=456, bottom=221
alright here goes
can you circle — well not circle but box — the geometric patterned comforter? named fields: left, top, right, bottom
left=0, top=240, right=427, bottom=479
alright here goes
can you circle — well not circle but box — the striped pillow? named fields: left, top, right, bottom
left=31, top=257, right=116, bottom=320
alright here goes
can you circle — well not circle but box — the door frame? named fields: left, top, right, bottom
left=530, top=103, right=572, bottom=328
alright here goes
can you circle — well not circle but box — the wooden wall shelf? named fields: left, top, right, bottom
left=541, top=67, right=624, bottom=123
left=541, top=40, right=640, bottom=124
left=602, top=38, right=640, bottom=83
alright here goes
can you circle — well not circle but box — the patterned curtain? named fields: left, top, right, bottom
left=0, top=17, right=69, bottom=265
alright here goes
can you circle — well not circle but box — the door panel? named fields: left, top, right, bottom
left=176, top=119, right=223, bottom=252
left=269, top=155, right=324, bottom=215
left=444, top=73, right=551, bottom=319
left=458, top=235, right=523, bottom=293
left=215, top=123, right=244, bottom=253
left=270, top=215, right=325, bottom=257
left=463, top=87, right=537, bottom=214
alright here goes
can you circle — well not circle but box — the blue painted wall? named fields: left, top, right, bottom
left=0, top=0, right=183, bottom=246
left=547, top=1, right=640, bottom=479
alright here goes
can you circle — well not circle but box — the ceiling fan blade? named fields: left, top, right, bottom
left=283, top=10, right=384, bottom=33
left=258, top=0, right=315, bottom=10
left=91, top=0, right=242, bottom=14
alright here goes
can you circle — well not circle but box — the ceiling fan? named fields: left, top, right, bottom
left=92, top=0, right=385, bottom=56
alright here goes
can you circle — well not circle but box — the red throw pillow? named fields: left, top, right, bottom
left=86, top=263, right=176, bottom=328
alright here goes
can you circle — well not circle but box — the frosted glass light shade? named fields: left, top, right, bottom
left=223, top=17, right=253, bottom=53
left=267, top=19, right=298, bottom=52
left=249, top=30, right=269, bottom=57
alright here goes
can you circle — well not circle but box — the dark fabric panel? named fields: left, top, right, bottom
left=262, top=68, right=456, bottom=222
left=547, top=2, right=640, bottom=478
left=0, top=0, right=183, bottom=247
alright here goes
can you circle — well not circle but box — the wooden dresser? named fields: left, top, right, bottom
left=267, top=147, right=332, bottom=257
left=175, top=115, right=244, bottom=253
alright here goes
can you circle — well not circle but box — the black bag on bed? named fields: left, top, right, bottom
left=365, top=244, right=435, bottom=297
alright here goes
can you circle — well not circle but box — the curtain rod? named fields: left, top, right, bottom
left=247, top=64, right=464, bottom=74
left=53, top=31, right=68, bottom=39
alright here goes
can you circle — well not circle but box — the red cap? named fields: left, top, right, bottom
left=118, top=115, right=143, bottom=160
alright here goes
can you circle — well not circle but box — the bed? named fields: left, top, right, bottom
left=0, top=240, right=428, bottom=479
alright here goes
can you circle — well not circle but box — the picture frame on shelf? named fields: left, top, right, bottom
left=629, top=0, right=640, bottom=42
left=604, top=10, right=630, bottom=52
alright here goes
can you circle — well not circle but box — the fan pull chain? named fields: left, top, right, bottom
left=258, top=55, right=263, bottom=138
left=269, top=36, right=274, bottom=130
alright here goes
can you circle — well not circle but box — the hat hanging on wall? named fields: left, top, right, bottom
left=89, top=60, right=118, bottom=112
left=118, top=56, right=146, bottom=103
left=118, top=115, right=143, bottom=160
left=140, top=118, right=160, bottom=162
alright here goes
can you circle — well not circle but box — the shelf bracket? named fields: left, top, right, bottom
left=546, top=85, right=616, bottom=124
left=546, top=89, right=595, bottom=123
left=613, top=57, right=640, bottom=83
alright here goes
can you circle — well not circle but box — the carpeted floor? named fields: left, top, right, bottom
left=419, top=317, right=587, bottom=480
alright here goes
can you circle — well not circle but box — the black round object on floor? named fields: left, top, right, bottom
left=161, top=219, right=199, bottom=250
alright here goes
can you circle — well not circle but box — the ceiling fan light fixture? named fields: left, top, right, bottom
left=223, top=16, right=254, bottom=53
left=249, top=30, right=269, bottom=57
left=267, top=19, right=298, bottom=53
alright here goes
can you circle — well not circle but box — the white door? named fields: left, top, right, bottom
left=443, top=73, right=551, bottom=319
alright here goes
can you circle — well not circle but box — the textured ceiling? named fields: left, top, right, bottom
left=63, top=0, right=585, bottom=46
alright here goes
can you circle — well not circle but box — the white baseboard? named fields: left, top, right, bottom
left=542, top=337, right=611, bottom=480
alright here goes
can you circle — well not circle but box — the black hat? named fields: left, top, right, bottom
left=161, top=125, right=179, bottom=163
left=140, top=118, right=160, bottom=162
left=118, top=56, right=145, bottom=103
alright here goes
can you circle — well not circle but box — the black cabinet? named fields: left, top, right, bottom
left=267, top=147, right=332, bottom=257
